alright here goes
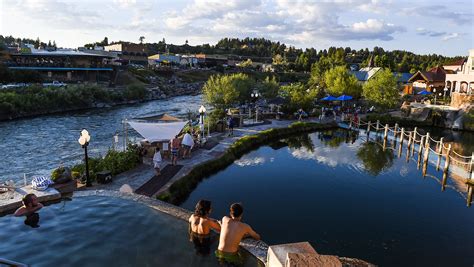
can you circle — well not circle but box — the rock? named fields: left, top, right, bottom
left=119, top=184, right=134, bottom=194
left=286, top=253, right=342, bottom=267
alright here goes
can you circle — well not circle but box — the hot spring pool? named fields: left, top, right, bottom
left=181, top=129, right=474, bottom=266
left=0, top=196, right=260, bottom=266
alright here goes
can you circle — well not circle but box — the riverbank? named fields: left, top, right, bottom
left=0, top=82, right=202, bottom=121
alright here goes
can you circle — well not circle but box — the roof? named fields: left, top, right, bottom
left=11, top=49, right=114, bottom=58
left=393, top=72, right=413, bottom=83
left=132, top=113, right=182, bottom=122
left=444, top=58, right=466, bottom=66
left=350, top=67, right=381, bottom=81
left=408, top=67, right=446, bottom=83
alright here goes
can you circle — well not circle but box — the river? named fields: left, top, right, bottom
left=0, top=95, right=202, bottom=184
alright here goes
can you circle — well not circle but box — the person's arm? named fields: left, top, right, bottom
left=13, top=206, right=26, bottom=217
left=29, top=203, right=43, bottom=214
left=245, top=224, right=261, bottom=240
left=208, top=218, right=221, bottom=233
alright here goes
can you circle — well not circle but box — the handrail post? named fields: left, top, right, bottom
left=406, top=129, right=413, bottom=162
left=411, top=127, right=417, bottom=157
left=469, top=152, right=474, bottom=180
left=436, top=137, right=444, bottom=171
left=441, top=144, right=452, bottom=190
left=422, top=140, right=430, bottom=177
left=398, top=127, right=405, bottom=158
left=376, top=120, right=380, bottom=132
left=417, top=136, right=424, bottom=169
left=383, top=124, right=389, bottom=151
left=367, top=121, right=371, bottom=134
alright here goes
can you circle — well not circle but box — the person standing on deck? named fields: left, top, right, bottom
left=170, top=135, right=181, bottom=166
left=153, top=147, right=162, bottom=176
left=182, top=131, right=194, bottom=159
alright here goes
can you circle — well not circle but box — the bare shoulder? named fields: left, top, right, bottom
left=189, top=214, right=195, bottom=223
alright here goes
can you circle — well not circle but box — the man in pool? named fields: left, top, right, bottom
left=216, top=203, right=260, bottom=265
left=14, top=193, right=43, bottom=217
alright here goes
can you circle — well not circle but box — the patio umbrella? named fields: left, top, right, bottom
left=418, top=90, right=432, bottom=95
left=320, top=95, right=337, bottom=101
left=336, top=95, right=353, bottom=101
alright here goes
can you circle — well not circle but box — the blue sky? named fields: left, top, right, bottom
left=0, top=0, right=472, bottom=56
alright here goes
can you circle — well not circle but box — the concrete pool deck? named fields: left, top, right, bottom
left=86, top=119, right=322, bottom=196
left=0, top=186, right=61, bottom=214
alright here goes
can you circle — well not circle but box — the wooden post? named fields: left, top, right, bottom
left=394, top=123, right=399, bottom=137
left=467, top=185, right=473, bottom=207
left=398, top=127, right=405, bottom=158
left=442, top=144, right=451, bottom=187
left=376, top=120, right=380, bottom=132
left=383, top=124, right=389, bottom=151
left=417, top=136, right=424, bottom=169
left=406, top=130, right=413, bottom=162
left=436, top=137, right=444, bottom=171
left=367, top=121, right=371, bottom=135
left=425, top=132, right=430, bottom=147
left=469, top=152, right=474, bottom=179
left=411, top=127, right=417, bottom=156
left=422, top=140, right=430, bottom=177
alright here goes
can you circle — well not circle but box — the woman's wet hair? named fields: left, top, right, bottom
left=194, top=200, right=212, bottom=217
left=230, top=203, right=243, bottom=218
left=22, top=193, right=36, bottom=207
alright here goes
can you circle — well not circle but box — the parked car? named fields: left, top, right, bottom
left=1, top=83, right=29, bottom=89
left=43, top=81, right=66, bottom=87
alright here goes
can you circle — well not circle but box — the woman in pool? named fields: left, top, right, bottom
left=14, top=193, right=43, bottom=217
left=188, top=200, right=221, bottom=256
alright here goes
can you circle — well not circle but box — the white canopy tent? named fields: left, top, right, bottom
left=128, top=121, right=187, bottom=142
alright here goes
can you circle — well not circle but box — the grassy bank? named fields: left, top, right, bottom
left=0, top=83, right=147, bottom=120
left=158, top=121, right=336, bottom=204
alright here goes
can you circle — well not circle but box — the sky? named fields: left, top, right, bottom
left=0, top=0, right=473, bottom=56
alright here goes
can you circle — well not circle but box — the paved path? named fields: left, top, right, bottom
left=87, top=119, right=323, bottom=196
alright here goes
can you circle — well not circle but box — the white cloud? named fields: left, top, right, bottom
left=442, top=33, right=461, bottom=41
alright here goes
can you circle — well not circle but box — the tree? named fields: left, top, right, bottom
left=323, top=66, right=362, bottom=97
left=203, top=73, right=254, bottom=110
left=139, top=36, right=145, bottom=44
left=238, top=58, right=253, bottom=68
left=356, top=142, right=394, bottom=176
left=34, top=37, right=40, bottom=49
left=362, top=68, right=400, bottom=109
left=258, top=76, right=279, bottom=99
left=280, top=83, right=318, bottom=113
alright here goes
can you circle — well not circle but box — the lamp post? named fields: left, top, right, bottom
left=78, top=129, right=91, bottom=187
left=433, top=88, right=437, bottom=105
left=199, top=105, right=206, bottom=141
left=251, top=91, right=260, bottom=122
left=443, top=87, right=448, bottom=102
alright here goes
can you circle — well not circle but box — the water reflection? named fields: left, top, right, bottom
left=356, top=142, right=394, bottom=176
left=24, top=213, right=40, bottom=228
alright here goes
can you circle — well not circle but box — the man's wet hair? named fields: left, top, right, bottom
left=230, top=203, right=243, bottom=218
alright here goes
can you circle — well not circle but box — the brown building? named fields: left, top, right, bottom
left=104, top=42, right=148, bottom=65
left=407, top=66, right=449, bottom=94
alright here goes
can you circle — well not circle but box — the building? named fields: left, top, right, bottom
left=350, top=67, right=381, bottom=83
left=5, top=44, right=114, bottom=82
left=104, top=42, right=148, bottom=65
left=443, top=58, right=466, bottom=73
left=407, top=66, right=447, bottom=93
left=445, top=49, right=474, bottom=95
left=195, top=54, right=228, bottom=67
left=148, top=54, right=181, bottom=66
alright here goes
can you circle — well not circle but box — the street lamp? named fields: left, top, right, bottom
left=199, top=105, right=206, bottom=140
left=443, top=87, right=448, bottom=101
left=433, top=88, right=437, bottom=105
left=78, top=129, right=91, bottom=187
left=251, top=91, right=260, bottom=122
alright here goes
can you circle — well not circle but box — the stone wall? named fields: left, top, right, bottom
left=450, top=92, right=474, bottom=109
